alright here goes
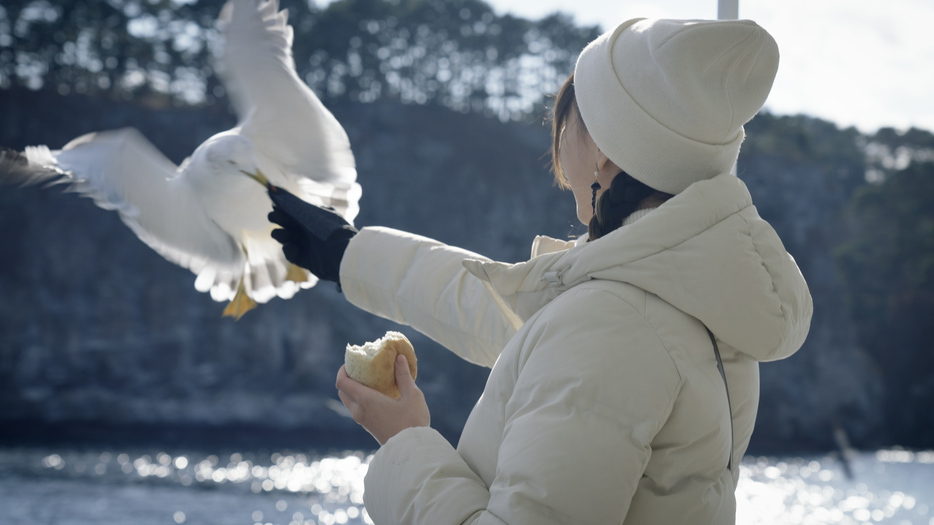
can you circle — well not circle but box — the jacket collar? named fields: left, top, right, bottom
left=463, top=174, right=753, bottom=312
left=463, top=173, right=812, bottom=362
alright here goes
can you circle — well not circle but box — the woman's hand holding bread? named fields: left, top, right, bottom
left=336, top=332, right=430, bottom=445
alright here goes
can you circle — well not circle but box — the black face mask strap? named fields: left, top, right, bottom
left=707, top=327, right=734, bottom=471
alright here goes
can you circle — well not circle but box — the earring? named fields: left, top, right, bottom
left=591, top=167, right=601, bottom=215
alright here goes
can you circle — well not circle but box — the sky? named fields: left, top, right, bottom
left=310, top=0, right=933, bottom=134
left=481, top=0, right=934, bottom=134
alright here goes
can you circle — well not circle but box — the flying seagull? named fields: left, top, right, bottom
left=0, top=0, right=360, bottom=319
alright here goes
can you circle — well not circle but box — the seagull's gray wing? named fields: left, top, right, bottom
left=219, top=0, right=361, bottom=222
left=1, top=128, right=243, bottom=276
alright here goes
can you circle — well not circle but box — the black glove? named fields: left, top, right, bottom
left=267, top=185, right=357, bottom=283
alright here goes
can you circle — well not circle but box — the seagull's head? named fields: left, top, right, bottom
left=198, top=132, right=268, bottom=186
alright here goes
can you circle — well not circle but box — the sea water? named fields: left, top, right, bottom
left=1, top=446, right=932, bottom=524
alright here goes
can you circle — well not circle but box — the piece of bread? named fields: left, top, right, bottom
left=344, top=331, right=417, bottom=398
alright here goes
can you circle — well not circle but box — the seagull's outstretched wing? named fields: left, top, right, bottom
left=0, top=129, right=243, bottom=276
left=219, top=0, right=361, bottom=222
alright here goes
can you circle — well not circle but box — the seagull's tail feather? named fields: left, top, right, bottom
left=0, top=146, right=68, bottom=188
left=245, top=256, right=281, bottom=304
left=251, top=257, right=314, bottom=301
left=243, top=233, right=317, bottom=303
left=202, top=268, right=240, bottom=303
left=194, top=232, right=318, bottom=307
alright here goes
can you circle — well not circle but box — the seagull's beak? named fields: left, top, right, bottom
left=240, top=168, right=270, bottom=188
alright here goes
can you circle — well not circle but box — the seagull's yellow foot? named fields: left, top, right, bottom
left=222, top=280, right=257, bottom=320
left=285, top=263, right=312, bottom=284
left=239, top=167, right=270, bottom=188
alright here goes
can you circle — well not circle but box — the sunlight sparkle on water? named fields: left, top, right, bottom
left=25, top=447, right=374, bottom=524
left=3, top=446, right=932, bottom=524
left=736, top=451, right=933, bottom=525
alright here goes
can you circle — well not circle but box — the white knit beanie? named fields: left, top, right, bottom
left=574, top=18, right=779, bottom=194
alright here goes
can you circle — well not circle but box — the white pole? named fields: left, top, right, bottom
left=719, top=0, right=739, bottom=175
left=718, top=0, right=738, bottom=20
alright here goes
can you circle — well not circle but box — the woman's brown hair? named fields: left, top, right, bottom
left=549, top=73, right=578, bottom=190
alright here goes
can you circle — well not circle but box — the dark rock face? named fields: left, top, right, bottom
left=0, top=88, right=903, bottom=452
left=738, top=139, right=883, bottom=452
left=0, top=89, right=574, bottom=447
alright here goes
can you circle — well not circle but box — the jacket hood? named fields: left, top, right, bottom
left=463, top=173, right=812, bottom=362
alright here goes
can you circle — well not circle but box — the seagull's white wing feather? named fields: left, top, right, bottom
left=14, top=128, right=243, bottom=276
left=219, top=0, right=361, bottom=222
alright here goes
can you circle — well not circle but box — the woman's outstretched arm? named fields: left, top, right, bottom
left=340, top=226, right=520, bottom=368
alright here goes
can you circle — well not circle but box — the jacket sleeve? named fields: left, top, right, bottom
left=338, top=226, right=519, bottom=368
left=363, top=286, right=683, bottom=524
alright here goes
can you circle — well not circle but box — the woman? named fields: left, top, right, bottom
left=269, top=18, right=812, bottom=524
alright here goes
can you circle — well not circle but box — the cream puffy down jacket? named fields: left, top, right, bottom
left=338, top=174, right=812, bottom=524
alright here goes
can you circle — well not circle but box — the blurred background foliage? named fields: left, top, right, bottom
left=0, top=0, right=599, bottom=119
left=1, top=0, right=933, bottom=451
left=835, top=161, right=934, bottom=444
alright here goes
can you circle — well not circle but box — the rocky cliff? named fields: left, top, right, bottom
left=0, top=88, right=903, bottom=451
